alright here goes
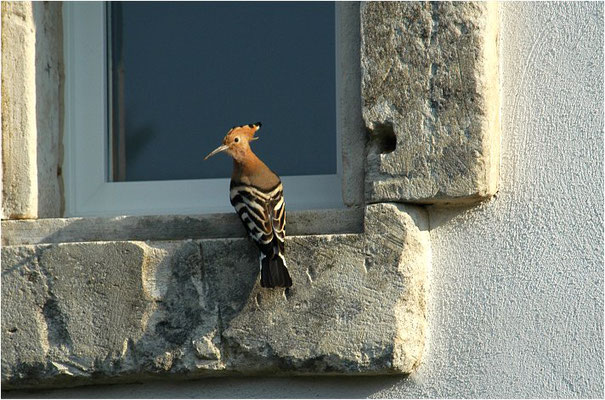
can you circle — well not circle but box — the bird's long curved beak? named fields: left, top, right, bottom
left=204, top=144, right=229, bottom=160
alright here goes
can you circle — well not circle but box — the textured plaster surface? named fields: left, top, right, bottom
left=6, top=2, right=601, bottom=398
left=361, top=2, right=500, bottom=205
left=1, top=204, right=429, bottom=389
left=3, top=2, right=603, bottom=398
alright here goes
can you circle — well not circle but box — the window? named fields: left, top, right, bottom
left=63, top=2, right=345, bottom=217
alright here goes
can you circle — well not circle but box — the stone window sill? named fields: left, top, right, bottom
left=1, top=208, right=364, bottom=247
left=2, top=205, right=429, bottom=390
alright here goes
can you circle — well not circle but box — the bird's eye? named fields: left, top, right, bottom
left=234, top=137, right=240, bottom=143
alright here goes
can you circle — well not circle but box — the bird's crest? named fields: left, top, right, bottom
left=227, top=122, right=262, bottom=139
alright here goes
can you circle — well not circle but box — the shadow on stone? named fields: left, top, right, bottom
left=1, top=374, right=409, bottom=398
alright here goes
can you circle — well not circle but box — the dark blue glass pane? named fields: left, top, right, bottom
left=110, top=2, right=336, bottom=182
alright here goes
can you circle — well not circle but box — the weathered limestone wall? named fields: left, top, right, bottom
left=32, top=2, right=65, bottom=218
left=1, top=204, right=429, bottom=390
left=2, top=2, right=38, bottom=219
left=1, top=0, right=505, bottom=394
left=1, top=208, right=364, bottom=246
left=338, top=2, right=366, bottom=207
left=1, top=2, right=63, bottom=219
left=361, top=2, right=500, bottom=205
left=3, top=2, right=602, bottom=398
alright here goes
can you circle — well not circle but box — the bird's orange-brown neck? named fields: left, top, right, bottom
left=232, top=148, right=259, bottom=176
left=231, top=148, right=279, bottom=190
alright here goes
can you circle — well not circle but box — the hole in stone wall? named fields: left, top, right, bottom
left=367, top=122, right=397, bottom=154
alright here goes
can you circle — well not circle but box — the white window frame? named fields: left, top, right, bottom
left=63, top=2, right=344, bottom=217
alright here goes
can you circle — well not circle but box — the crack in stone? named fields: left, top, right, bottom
left=305, top=268, right=314, bottom=284
left=429, top=2, right=441, bottom=46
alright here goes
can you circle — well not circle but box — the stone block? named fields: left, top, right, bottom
left=1, top=205, right=429, bottom=389
left=0, top=208, right=363, bottom=246
left=1, top=2, right=64, bottom=219
left=2, top=2, right=38, bottom=219
left=337, top=2, right=366, bottom=207
left=361, top=2, right=500, bottom=205
left=32, top=2, right=65, bottom=218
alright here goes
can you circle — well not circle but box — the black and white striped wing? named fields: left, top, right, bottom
left=270, top=187, right=286, bottom=254
left=229, top=182, right=284, bottom=257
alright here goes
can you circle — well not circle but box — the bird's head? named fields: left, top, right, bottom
left=204, top=122, right=262, bottom=162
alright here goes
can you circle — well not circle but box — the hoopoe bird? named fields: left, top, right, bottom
left=204, top=122, right=293, bottom=288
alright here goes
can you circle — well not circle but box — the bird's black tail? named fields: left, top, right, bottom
left=260, top=255, right=292, bottom=288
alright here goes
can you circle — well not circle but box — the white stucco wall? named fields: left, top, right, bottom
left=7, top=2, right=602, bottom=398
left=413, top=2, right=603, bottom=397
